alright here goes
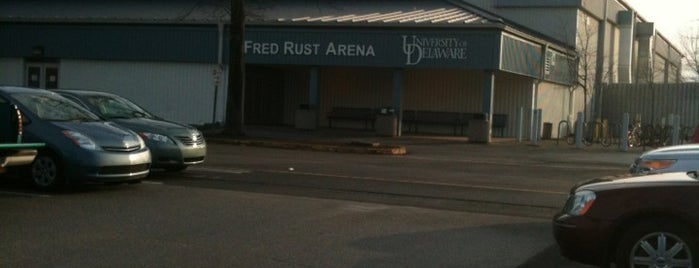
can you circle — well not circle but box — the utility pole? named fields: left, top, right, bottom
left=225, top=0, right=246, bottom=136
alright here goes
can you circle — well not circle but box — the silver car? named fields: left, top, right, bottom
left=55, top=89, right=206, bottom=171
left=629, top=144, right=699, bottom=175
left=0, top=86, right=151, bottom=188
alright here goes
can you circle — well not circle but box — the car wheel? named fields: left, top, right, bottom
left=615, top=220, right=697, bottom=268
left=30, top=152, right=63, bottom=189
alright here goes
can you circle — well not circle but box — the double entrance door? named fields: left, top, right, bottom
left=26, top=62, right=59, bottom=89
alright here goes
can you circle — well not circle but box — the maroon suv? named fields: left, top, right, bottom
left=553, top=172, right=699, bottom=268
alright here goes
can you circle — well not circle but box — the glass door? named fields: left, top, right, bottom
left=25, top=63, right=59, bottom=89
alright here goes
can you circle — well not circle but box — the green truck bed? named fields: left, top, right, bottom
left=0, top=145, right=43, bottom=171
left=0, top=102, right=44, bottom=172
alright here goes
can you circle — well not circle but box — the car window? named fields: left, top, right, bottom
left=12, top=92, right=100, bottom=121
left=84, top=95, right=154, bottom=119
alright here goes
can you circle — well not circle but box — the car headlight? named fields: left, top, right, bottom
left=139, top=132, right=174, bottom=144
left=62, top=130, right=97, bottom=150
left=563, top=190, right=596, bottom=216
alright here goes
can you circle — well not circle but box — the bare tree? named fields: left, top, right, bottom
left=679, top=22, right=699, bottom=81
left=561, top=12, right=621, bottom=122
left=562, top=13, right=598, bottom=121
left=179, top=0, right=246, bottom=136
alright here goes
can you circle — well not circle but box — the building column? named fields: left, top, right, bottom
left=617, top=11, right=634, bottom=83
left=593, top=0, right=608, bottom=120
left=482, top=70, right=495, bottom=121
left=294, top=67, right=320, bottom=130
left=392, top=69, right=404, bottom=136
left=469, top=70, right=495, bottom=143
left=309, top=67, right=319, bottom=108
left=636, top=22, right=655, bottom=83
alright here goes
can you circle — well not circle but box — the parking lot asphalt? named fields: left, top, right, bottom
left=205, top=126, right=645, bottom=169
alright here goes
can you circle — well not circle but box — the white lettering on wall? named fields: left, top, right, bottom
left=284, top=42, right=321, bottom=55
left=402, top=35, right=468, bottom=65
left=245, top=40, right=280, bottom=55
left=325, top=42, right=376, bottom=57
left=245, top=40, right=375, bottom=57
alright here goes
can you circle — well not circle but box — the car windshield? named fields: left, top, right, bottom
left=12, top=92, right=100, bottom=121
left=83, top=94, right=155, bottom=120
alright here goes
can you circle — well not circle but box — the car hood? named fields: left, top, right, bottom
left=54, top=121, right=142, bottom=148
left=110, top=118, right=197, bottom=134
left=639, top=144, right=699, bottom=159
left=574, top=172, right=699, bottom=193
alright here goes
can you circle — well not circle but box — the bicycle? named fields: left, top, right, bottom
left=639, top=124, right=674, bottom=148
left=565, top=120, right=614, bottom=147
left=679, top=125, right=696, bottom=144
left=627, top=121, right=642, bottom=148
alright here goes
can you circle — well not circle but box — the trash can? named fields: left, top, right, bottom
left=375, top=107, right=397, bottom=137
left=294, top=104, right=317, bottom=130
left=542, top=122, right=553, bottom=139
left=468, top=113, right=491, bottom=143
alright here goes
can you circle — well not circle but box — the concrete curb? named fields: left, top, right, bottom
left=207, top=137, right=408, bottom=155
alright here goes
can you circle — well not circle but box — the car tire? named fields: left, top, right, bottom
left=30, top=152, right=63, bottom=189
left=614, top=220, right=697, bottom=268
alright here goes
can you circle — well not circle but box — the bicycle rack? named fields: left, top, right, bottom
left=556, top=120, right=571, bottom=146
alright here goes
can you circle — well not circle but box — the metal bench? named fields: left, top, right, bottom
left=327, top=107, right=376, bottom=130
left=407, top=110, right=469, bottom=136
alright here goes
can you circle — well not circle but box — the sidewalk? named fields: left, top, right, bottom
left=204, top=126, right=645, bottom=168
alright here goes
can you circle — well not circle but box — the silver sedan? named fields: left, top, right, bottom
left=56, top=89, right=206, bottom=172
left=629, top=144, right=699, bottom=175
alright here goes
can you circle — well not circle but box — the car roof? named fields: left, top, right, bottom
left=641, top=144, right=699, bottom=159
left=0, top=85, right=54, bottom=94
left=647, top=144, right=699, bottom=153
left=53, top=89, right=117, bottom=97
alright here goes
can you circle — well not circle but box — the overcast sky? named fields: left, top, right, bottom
left=625, top=0, right=699, bottom=45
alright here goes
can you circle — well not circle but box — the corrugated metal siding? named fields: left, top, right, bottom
left=1, top=0, right=500, bottom=26
left=284, top=67, right=545, bottom=137
left=404, top=69, right=482, bottom=112
left=0, top=24, right=220, bottom=63
left=60, top=60, right=226, bottom=125
left=282, top=66, right=310, bottom=125
left=494, top=72, right=534, bottom=138
left=318, top=67, right=392, bottom=128
left=535, top=82, right=572, bottom=138
left=401, top=69, right=483, bottom=135
left=501, top=35, right=542, bottom=78
left=492, top=74, right=578, bottom=139
left=602, top=83, right=699, bottom=127
left=281, top=7, right=488, bottom=25
left=0, top=58, right=24, bottom=85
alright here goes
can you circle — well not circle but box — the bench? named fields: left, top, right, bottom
left=404, top=110, right=468, bottom=136
left=401, top=111, right=507, bottom=137
left=327, top=107, right=376, bottom=130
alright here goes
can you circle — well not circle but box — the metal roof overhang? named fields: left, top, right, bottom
left=0, top=0, right=575, bottom=84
